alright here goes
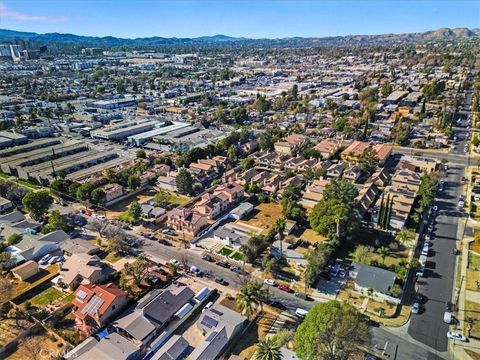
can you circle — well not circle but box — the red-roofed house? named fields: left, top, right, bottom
left=72, top=283, right=128, bottom=327
left=341, top=141, right=392, bottom=165
left=274, top=134, right=306, bottom=156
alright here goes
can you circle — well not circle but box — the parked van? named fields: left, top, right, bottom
left=295, top=308, right=308, bottom=318
left=444, top=311, right=452, bottom=324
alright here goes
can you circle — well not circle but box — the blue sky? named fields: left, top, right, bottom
left=0, top=0, right=478, bottom=38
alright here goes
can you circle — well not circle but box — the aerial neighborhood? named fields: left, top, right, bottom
left=0, top=2, right=478, bottom=359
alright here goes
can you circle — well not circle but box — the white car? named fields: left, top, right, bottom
left=433, top=205, right=438, bottom=211
left=47, top=256, right=62, bottom=264
left=411, top=302, right=421, bottom=314
left=425, top=234, right=431, bottom=241
left=447, top=332, right=468, bottom=342
left=264, top=279, right=277, bottom=286
left=38, top=254, right=52, bottom=265
left=169, top=259, right=180, bottom=266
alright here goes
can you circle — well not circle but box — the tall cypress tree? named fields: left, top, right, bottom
left=385, top=196, right=394, bottom=230
left=377, top=194, right=385, bottom=227
left=383, top=195, right=391, bottom=230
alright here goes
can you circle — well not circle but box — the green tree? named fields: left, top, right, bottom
left=294, top=301, right=371, bottom=360
left=22, top=191, right=53, bottom=220
left=359, top=147, right=379, bottom=175
left=176, top=168, right=193, bottom=195
left=127, top=174, right=141, bottom=190
left=124, top=255, right=150, bottom=285
left=305, top=243, right=333, bottom=286
left=76, top=182, right=95, bottom=201
left=91, top=188, right=106, bottom=205
left=42, top=210, right=70, bottom=233
left=254, top=338, right=282, bottom=360
left=153, top=191, right=171, bottom=208
left=106, top=234, right=128, bottom=255
left=128, top=201, right=142, bottom=222
left=242, top=157, right=255, bottom=171
left=353, top=245, right=373, bottom=264
left=136, top=149, right=146, bottom=159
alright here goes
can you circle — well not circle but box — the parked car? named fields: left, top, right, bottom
left=158, top=238, right=172, bottom=246
left=447, top=332, right=468, bottom=342
left=268, top=300, right=286, bottom=310
left=264, top=279, right=276, bottom=286
left=48, top=255, right=63, bottom=264
left=215, top=278, right=228, bottom=285
left=169, top=259, right=180, bottom=266
left=425, top=234, right=431, bottom=241
left=414, top=293, right=426, bottom=304
left=433, top=205, right=438, bottom=211
left=39, top=254, right=52, bottom=265
left=162, top=229, right=176, bottom=235
left=202, top=255, right=214, bottom=262
left=278, top=285, right=292, bottom=293
left=216, top=261, right=230, bottom=268
left=230, top=266, right=241, bottom=272
left=411, top=302, right=421, bottom=314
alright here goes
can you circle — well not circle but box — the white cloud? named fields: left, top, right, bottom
left=0, top=3, right=69, bottom=22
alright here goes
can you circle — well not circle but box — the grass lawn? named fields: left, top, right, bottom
left=29, top=287, right=63, bottom=307
left=0, top=172, right=8, bottom=179
left=470, top=253, right=480, bottom=271
left=16, top=178, right=42, bottom=189
left=231, top=251, right=244, bottom=261
left=219, top=247, right=234, bottom=257
left=165, top=191, right=190, bottom=206
left=105, top=252, right=123, bottom=263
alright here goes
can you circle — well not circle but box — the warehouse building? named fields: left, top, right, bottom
left=90, top=120, right=158, bottom=141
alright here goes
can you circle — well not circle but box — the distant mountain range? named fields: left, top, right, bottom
left=0, top=27, right=478, bottom=48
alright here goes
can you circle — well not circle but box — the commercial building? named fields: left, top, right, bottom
left=90, top=120, right=158, bottom=141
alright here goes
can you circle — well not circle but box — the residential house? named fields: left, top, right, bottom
left=343, top=165, right=362, bottom=182
left=114, top=285, right=195, bottom=345
left=0, top=196, right=12, bottom=213
left=156, top=174, right=178, bottom=192
left=274, top=134, right=306, bottom=156
left=356, top=182, right=380, bottom=217
left=61, top=239, right=100, bottom=256
left=189, top=304, right=247, bottom=360
left=326, top=162, right=346, bottom=178
left=166, top=208, right=209, bottom=238
left=103, top=183, right=125, bottom=204
left=150, top=335, right=190, bottom=360
left=11, top=260, right=39, bottom=281
left=73, top=283, right=129, bottom=327
left=349, top=262, right=399, bottom=303
left=59, top=253, right=111, bottom=289
left=301, top=178, right=330, bottom=208
left=7, top=229, right=70, bottom=262
left=341, top=141, right=392, bottom=166
left=314, top=138, right=342, bottom=159
left=75, top=333, right=140, bottom=360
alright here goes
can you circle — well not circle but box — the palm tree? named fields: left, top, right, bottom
left=254, top=338, right=282, bottom=360
left=274, top=218, right=286, bottom=258
left=377, top=246, right=389, bottom=265
left=236, top=281, right=269, bottom=319
left=396, top=228, right=414, bottom=247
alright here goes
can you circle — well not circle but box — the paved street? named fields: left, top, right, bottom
left=406, top=86, right=472, bottom=354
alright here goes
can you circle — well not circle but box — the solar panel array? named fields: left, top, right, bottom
left=81, top=295, right=105, bottom=315
left=201, top=315, right=218, bottom=329
left=76, top=289, right=88, bottom=300
left=210, top=308, right=223, bottom=316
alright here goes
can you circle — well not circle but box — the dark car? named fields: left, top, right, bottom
left=268, top=300, right=287, bottom=310
left=216, top=261, right=230, bottom=268
left=158, top=238, right=172, bottom=246
left=414, top=293, right=426, bottom=304
left=215, top=278, right=228, bottom=286
left=202, top=255, right=214, bottom=262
